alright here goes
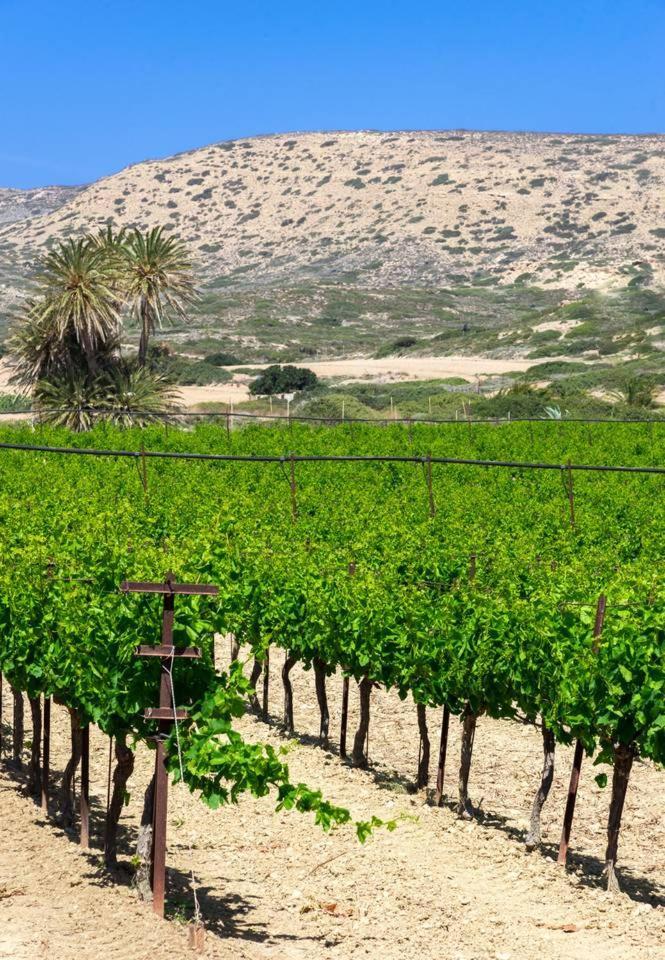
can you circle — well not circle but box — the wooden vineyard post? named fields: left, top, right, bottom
left=557, top=594, right=606, bottom=866
left=0, top=673, right=3, bottom=758
left=80, top=723, right=90, bottom=847
left=122, top=573, right=219, bottom=917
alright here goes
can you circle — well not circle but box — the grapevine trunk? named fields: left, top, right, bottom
left=457, top=707, right=477, bottom=818
left=352, top=677, right=372, bottom=768
left=28, top=697, right=42, bottom=797
left=134, top=773, right=156, bottom=899
left=248, top=657, right=262, bottom=711
left=525, top=722, right=556, bottom=850
left=104, top=734, right=135, bottom=870
left=10, top=684, right=23, bottom=768
left=59, top=708, right=81, bottom=827
left=604, top=742, right=636, bottom=894
left=282, top=652, right=296, bottom=733
left=313, top=658, right=329, bottom=747
left=416, top=702, right=430, bottom=788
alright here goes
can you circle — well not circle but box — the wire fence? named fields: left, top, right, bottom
left=0, top=406, right=664, bottom=427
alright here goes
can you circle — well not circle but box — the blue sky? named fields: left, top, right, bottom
left=1, top=0, right=663, bottom=188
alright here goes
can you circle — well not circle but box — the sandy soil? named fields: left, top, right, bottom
left=177, top=379, right=252, bottom=407
left=175, top=355, right=554, bottom=408
left=232, top=355, right=537, bottom=380
left=0, top=355, right=550, bottom=412
left=0, top=651, right=663, bottom=960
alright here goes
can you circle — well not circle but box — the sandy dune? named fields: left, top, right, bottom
left=236, top=354, right=539, bottom=381
left=0, top=355, right=548, bottom=411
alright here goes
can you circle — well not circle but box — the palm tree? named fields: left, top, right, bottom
left=609, top=377, right=658, bottom=410
left=30, top=238, right=123, bottom=375
left=34, top=367, right=179, bottom=431
left=121, top=227, right=198, bottom=367
left=100, top=367, right=179, bottom=428
left=10, top=228, right=191, bottom=430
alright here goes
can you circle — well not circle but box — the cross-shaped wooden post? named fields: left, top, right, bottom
left=122, top=573, right=219, bottom=918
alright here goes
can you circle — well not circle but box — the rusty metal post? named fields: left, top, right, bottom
left=433, top=705, right=451, bottom=806
left=139, top=439, right=148, bottom=495
left=557, top=594, right=606, bottom=865
left=125, top=574, right=217, bottom=918
left=469, top=552, right=477, bottom=582
left=80, top=723, right=90, bottom=848
left=151, top=587, right=175, bottom=916
left=340, top=676, right=350, bottom=759
left=565, top=461, right=575, bottom=530
left=425, top=453, right=436, bottom=517
left=289, top=454, right=298, bottom=521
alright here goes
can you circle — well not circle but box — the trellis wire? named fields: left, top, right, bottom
left=0, top=439, right=664, bottom=474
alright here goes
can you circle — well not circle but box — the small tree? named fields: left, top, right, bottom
left=249, top=364, right=318, bottom=396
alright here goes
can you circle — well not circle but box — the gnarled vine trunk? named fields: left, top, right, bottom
left=313, top=658, right=329, bottom=747
left=59, top=708, right=83, bottom=827
left=28, top=697, right=42, bottom=797
left=525, top=722, right=556, bottom=850
left=282, top=652, right=296, bottom=733
left=10, top=684, right=23, bottom=768
left=456, top=706, right=477, bottom=818
left=104, top=734, right=135, bottom=869
left=352, top=677, right=372, bottom=768
left=229, top=634, right=240, bottom=662
left=604, top=742, right=635, bottom=894
left=248, top=657, right=262, bottom=711
left=134, top=773, right=156, bottom=899
left=416, top=702, right=430, bottom=788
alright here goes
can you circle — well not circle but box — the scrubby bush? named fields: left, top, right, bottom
left=249, top=364, right=318, bottom=395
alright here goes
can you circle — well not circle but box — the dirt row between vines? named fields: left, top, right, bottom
left=1, top=652, right=663, bottom=959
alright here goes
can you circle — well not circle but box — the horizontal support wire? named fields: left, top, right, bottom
left=0, top=439, right=663, bottom=474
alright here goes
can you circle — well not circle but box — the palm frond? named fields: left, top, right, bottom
left=121, top=227, right=199, bottom=365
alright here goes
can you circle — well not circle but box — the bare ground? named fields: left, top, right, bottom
left=0, top=652, right=663, bottom=960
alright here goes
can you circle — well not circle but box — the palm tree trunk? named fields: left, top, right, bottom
left=137, top=298, right=150, bottom=367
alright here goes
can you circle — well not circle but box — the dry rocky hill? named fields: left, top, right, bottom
left=0, top=185, right=82, bottom=226
left=1, top=130, right=665, bottom=296
left=1, top=131, right=665, bottom=380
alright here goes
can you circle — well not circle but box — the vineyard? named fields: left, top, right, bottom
left=0, top=418, right=663, bottom=953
